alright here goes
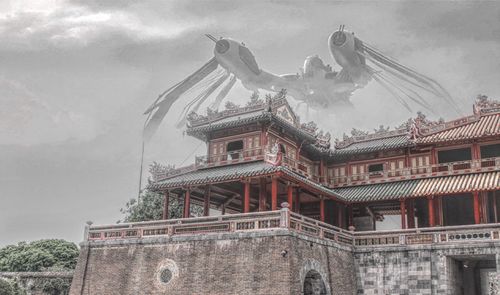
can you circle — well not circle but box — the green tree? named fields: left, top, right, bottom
left=0, top=240, right=78, bottom=272
left=0, top=278, right=13, bottom=295
left=41, top=278, right=70, bottom=295
left=120, top=190, right=202, bottom=223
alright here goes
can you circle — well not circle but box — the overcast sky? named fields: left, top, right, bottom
left=1, top=0, right=499, bottom=247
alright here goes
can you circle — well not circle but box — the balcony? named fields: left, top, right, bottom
left=195, top=147, right=264, bottom=168
left=331, top=157, right=500, bottom=187
left=85, top=208, right=500, bottom=248
left=264, top=153, right=319, bottom=182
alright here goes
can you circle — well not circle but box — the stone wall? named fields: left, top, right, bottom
left=70, top=230, right=356, bottom=295
left=354, top=242, right=500, bottom=295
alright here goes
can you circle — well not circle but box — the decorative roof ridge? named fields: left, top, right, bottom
left=334, top=124, right=409, bottom=149
left=186, top=90, right=293, bottom=128
left=186, top=90, right=332, bottom=150
left=472, top=94, right=500, bottom=116
left=148, top=161, right=197, bottom=183
left=409, top=94, right=500, bottom=140
left=336, top=95, right=500, bottom=145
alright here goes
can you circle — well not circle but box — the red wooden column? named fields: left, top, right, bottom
left=287, top=184, right=293, bottom=210
left=473, top=191, right=481, bottom=224
left=259, top=177, right=267, bottom=211
left=407, top=199, right=415, bottom=229
left=203, top=185, right=211, bottom=216
left=400, top=199, right=406, bottom=229
left=183, top=188, right=191, bottom=218
left=493, top=192, right=498, bottom=223
left=319, top=197, right=325, bottom=222
left=271, top=176, right=278, bottom=210
left=428, top=196, right=435, bottom=227
left=437, top=197, right=443, bottom=226
left=480, top=192, right=488, bottom=223
left=243, top=180, right=251, bottom=213
left=337, top=204, right=343, bottom=228
left=348, top=205, right=353, bottom=228
left=162, top=191, right=170, bottom=220
left=295, top=187, right=301, bottom=213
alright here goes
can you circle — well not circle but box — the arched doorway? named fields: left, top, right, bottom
left=303, top=270, right=327, bottom=295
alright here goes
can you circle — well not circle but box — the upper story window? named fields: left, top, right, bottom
left=438, top=148, right=472, bottom=164
left=368, top=163, right=384, bottom=177
left=480, top=143, right=500, bottom=158
left=227, top=140, right=243, bottom=159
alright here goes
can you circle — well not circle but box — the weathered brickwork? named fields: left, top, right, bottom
left=355, top=243, right=500, bottom=295
left=70, top=230, right=356, bottom=295
left=70, top=226, right=500, bottom=295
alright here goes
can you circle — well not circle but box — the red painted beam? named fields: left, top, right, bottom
left=271, top=177, right=278, bottom=210
left=287, top=185, right=293, bottom=210
left=162, top=191, right=170, bottom=220
left=244, top=181, right=251, bottom=213
left=400, top=199, right=406, bottom=229
left=295, top=187, right=301, bottom=213
left=473, top=191, right=481, bottom=224
left=428, top=196, right=435, bottom=227
left=259, top=178, right=267, bottom=211
left=183, top=188, right=191, bottom=218
left=407, top=199, right=415, bottom=229
left=319, top=197, right=325, bottom=222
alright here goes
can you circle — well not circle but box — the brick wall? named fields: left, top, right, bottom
left=70, top=227, right=500, bottom=295
left=70, top=230, right=356, bottom=295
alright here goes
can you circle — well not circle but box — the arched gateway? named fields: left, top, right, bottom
left=303, top=269, right=327, bottom=295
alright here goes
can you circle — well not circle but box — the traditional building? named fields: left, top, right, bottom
left=70, top=94, right=500, bottom=295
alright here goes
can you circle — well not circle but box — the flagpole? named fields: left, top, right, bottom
left=137, top=139, right=145, bottom=204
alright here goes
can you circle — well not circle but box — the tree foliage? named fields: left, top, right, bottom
left=0, top=278, right=26, bottom=295
left=41, top=278, right=71, bottom=295
left=120, top=190, right=202, bottom=223
left=0, top=240, right=79, bottom=272
left=0, top=278, right=13, bottom=295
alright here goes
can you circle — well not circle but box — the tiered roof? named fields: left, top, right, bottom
left=333, top=126, right=412, bottom=156
left=332, top=95, right=500, bottom=155
left=149, top=161, right=343, bottom=200
left=412, top=95, right=500, bottom=144
left=185, top=91, right=332, bottom=152
left=148, top=95, right=500, bottom=203
left=334, top=171, right=500, bottom=202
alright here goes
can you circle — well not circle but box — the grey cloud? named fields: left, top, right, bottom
left=1, top=0, right=500, bottom=247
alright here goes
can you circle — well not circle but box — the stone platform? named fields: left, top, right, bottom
left=69, top=208, right=500, bottom=295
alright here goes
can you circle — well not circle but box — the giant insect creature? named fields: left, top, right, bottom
left=143, top=26, right=459, bottom=140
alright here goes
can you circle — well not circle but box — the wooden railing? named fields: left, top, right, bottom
left=195, top=147, right=264, bottom=168
left=331, top=157, right=500, bottom=187
left=86, top=208, right=500, bottom=248
left=87, top=210, right=285, bottom=241
left=264, top=153, right=319, bottom=182
left=354, top=223, right=500, bottom=247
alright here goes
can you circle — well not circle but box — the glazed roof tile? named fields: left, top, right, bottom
left=333, top=135, right=413, bottom=156
left=334, top=171, right=500, bottom=202
left=148, top=161, right=343, bottom=200
left=417, top=113, right=500, bottom=144
left=148, top=161, right=279, bottom=190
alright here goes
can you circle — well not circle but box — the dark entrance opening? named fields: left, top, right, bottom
left=227, top=140, right=243, bottom=160
left=303, top=270, right=327, bottom=295
left=442, top=194, right=475, bottom=226
left=447, top=255, right=497, bottom=295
